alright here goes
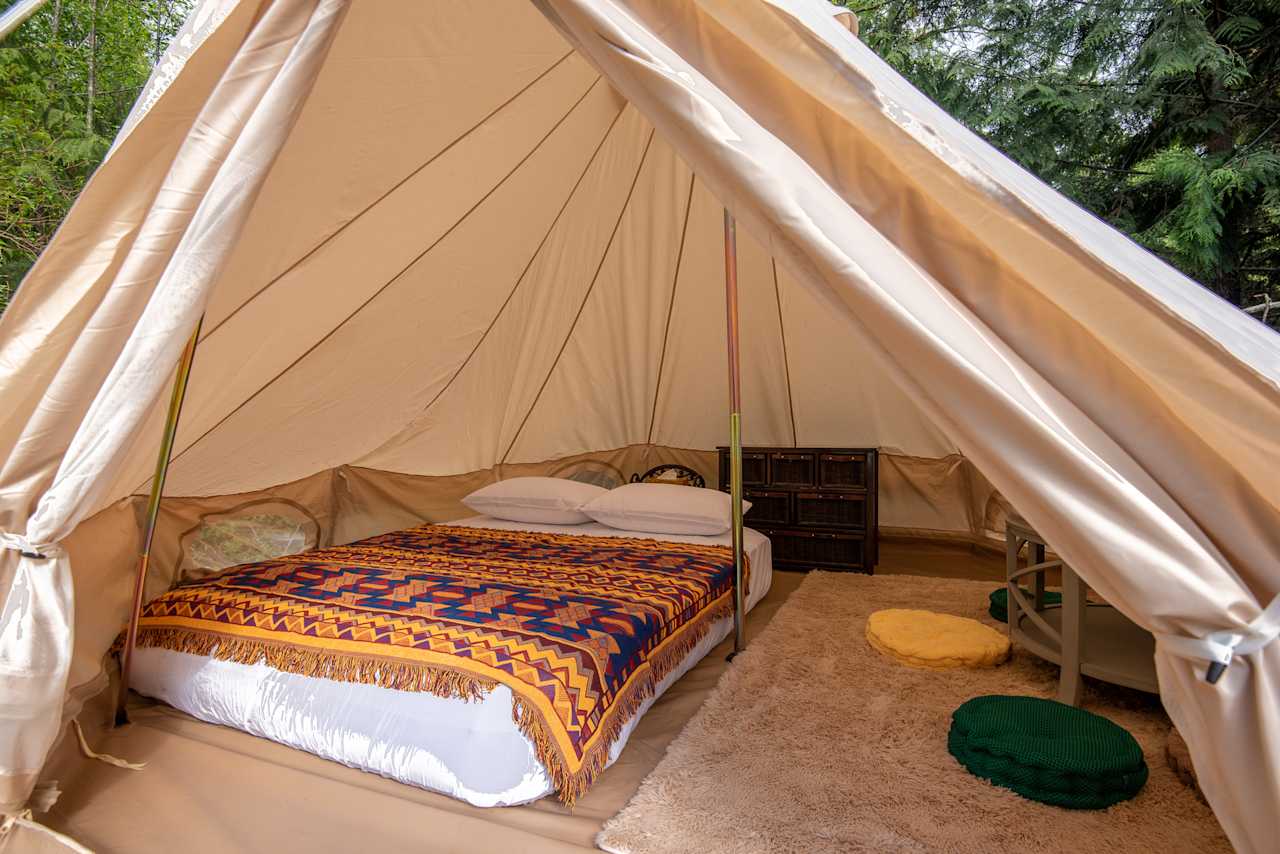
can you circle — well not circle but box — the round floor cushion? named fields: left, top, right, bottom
left=988, top=587, right=1062, bottom=622
left=866, top=609, right=1011, bottom=669
left=949, top=695, right=1149, bottom=809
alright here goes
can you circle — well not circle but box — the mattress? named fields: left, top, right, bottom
left=130, top=516, right=772, bottom=807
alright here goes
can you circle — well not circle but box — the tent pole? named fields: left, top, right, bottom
left=114, top=317, right=203, bottom=727
left=723, top=209, right=745, bottom=660
left=0, top=0, right=50, bottom=42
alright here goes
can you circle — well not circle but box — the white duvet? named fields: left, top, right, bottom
left=130, top=516, right=773, bottom=806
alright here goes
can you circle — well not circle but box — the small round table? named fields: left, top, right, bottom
left=1005, top=515, right=1158, bottom=704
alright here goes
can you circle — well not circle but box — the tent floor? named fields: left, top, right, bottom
left=43, top=543, right=1003, bottom=854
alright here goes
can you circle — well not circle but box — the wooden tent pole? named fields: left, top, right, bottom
left=114, top=317, right=203, bottom=726
left=723, top=209, right=745, bottom=660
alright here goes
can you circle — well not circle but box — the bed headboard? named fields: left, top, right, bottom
left=545, top=460, right=708, bottom=489
left=628, top=464, right=706, bottom=489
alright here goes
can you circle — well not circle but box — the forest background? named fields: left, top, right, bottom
left=1, top=0, right=1277, bottom=325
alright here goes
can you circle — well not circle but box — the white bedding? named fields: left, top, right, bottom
left=130, top=516, right=773, bottom=806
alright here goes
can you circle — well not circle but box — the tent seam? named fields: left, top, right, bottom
left=772, top=258, right=798, bottom=446
left=645, top=172, right=698, bottom=446
left=500, top=127, right=658, bottom=464
left=196, top=49, right=580, bottom=345
left=353, top=97, right=633, bottom=460
left=150, top=73, right=609, bottom=487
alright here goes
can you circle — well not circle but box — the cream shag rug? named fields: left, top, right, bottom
left=597, top=572, right=1230, bottom=854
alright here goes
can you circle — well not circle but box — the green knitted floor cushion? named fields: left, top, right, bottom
left=988, top=587, right=1062, bottom=622
left=948, top=695, right=1148, bottom=809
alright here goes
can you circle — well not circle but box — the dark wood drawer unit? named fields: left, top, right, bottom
left=769, top=452, right=815, bottom=486
left=759, top=528, right=866, bottom=570
left=743, top=489, right=791, bottom=527
left=725, top=451, right=768, bottom=486
left=818, top=452, right=868, bottom=489
left=717, top=446, right=877, bottom=573
left=795, top=491, right=866, bottom=529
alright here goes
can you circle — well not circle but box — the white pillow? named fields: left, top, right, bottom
left=462, top=477, right=606, bottom=525
left=582, top=483, right=752, bottom=536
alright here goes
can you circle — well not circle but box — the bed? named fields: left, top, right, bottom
left=129, top=515, right=772, bottom=807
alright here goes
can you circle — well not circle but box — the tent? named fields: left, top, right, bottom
left=0, top=0, right=1277, bottom=849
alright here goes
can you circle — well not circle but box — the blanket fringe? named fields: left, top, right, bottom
left=134, top=628, right=495, bottom=701
left=130, top=553, right=748, bottom=807
left=512, top=594, right=737, bottom=807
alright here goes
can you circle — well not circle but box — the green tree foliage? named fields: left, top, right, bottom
left=845, top=0, right=1280, bottom=316
left=2, top=2, right=1276, bottom=324
left=0, top=0, right=190, bottom=309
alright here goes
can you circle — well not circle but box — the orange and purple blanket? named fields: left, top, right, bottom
left=134, top=524, right=747, bottom=804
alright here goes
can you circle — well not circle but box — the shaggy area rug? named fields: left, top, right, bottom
left=597, top=572, right=1229, bottom=854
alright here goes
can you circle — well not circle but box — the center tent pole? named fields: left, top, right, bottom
left=723, top=209, right=745, bottom=660
left=115, top=317, right=203, bottom=726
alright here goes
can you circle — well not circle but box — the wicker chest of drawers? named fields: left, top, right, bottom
left=716, top=446, right=878, bottom=573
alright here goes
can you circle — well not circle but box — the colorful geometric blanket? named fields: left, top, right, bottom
left=134, top=524, right=748, bottom=804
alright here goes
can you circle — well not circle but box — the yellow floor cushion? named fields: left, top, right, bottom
left=866, top=608, right=1011, bottom=669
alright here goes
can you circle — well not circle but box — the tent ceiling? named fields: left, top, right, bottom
left=0, top=1, right=1277, bottom=849
left=102, top=0, right=952, bottom=503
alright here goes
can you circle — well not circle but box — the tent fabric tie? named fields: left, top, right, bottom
left=71, top=719, right=145, bottom=771
left=0, top=810, right=95, bottom=854
left=0, top=532, right=63, bottom=560
left=1155, top=594, right=1280, bottom=683
left=27, top=781, right=61, bottom=814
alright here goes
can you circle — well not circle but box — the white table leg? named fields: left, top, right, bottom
left=1059, top=564, right=1085, bottom=706
left=1005, top=533, right=1021, bottom=637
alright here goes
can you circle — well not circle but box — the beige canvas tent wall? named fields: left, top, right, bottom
left=0, top=0, right=1277, bottom=851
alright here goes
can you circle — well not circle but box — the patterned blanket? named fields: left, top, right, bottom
left=134, top=524, right=748, bottom=804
